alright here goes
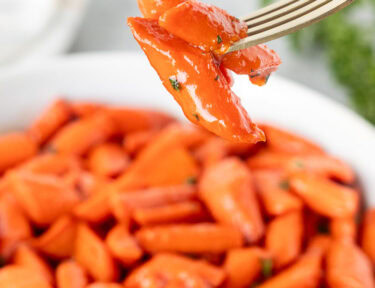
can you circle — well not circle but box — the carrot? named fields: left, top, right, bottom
left=224, top=247, right=271, bottom=288
left=132, top=201, right=204, bottom=226
left=327, top=240, right=375, bottom=288
left=28, top=99, right=73, bottom=144
left=253, top=170, right=303, bottom=216
left=199, top=158, right=264, bottom=242
left=135, top=224, right=243, bottom=254
left=290, top=172, right=358, bottom=218
left=9, top=171, right=80, bottom=226
left=12, top=244, right=54, bottom=284
left=361, top=209, right=375, bottom=265
left=105, top=225, right=143, bottom=266
left=137, top=0, right=186, bottom=19
left=123, top=130, right=158, bottom=155
left=0, top=132, right=37, bottom=172
left=0, top=266, right=52, bottom=288
left=87, top=283, right=123, bottom=288
left=124, top=253, right=225, bottom=287
left=49, top=111, right=117, bottom=155
left=71, top=102, right=104, bottom=118
left=194, top=138, right=229, bottom=167
left=88, top=143, right=130, bottom=177
left=247, top=150, right=290, bottom=170
left=266, top=211, right=303, bottom=268
left=31, top=215, right=77, bottom=259
left=74, top=223, right=117, bottom=282
left=75, top=172, right=108, bottom=199
left=330, top=217, right=356, bottom=241
left=56, top=260, right=88, bottom=288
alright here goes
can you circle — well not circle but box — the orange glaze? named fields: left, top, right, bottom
left=137, top=0, right=186, bottom=19
left=128, top=17, right=265, bottom=143
left=159, top=0, right=248, bottom=54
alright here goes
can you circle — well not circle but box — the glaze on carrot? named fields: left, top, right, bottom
left=137, top=0, right=185, bottom=19
left=56, top=260, right=88, bottom=288
left=0, top=266, right=52, bottom=288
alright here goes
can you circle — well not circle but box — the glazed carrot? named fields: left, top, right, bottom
left=56, top=260, right=88, bottom=288
left=71, top=102, right=104, bottom=118
left=132, top=201, right=204, bottom=226
left=159, top=0, right=247, bottom=54
left=75, top=172, right=108, bottom=199
left=0, top=132, right=37, bottom=172
left=128, top=17, right=265, bottom=143
left=224, top=247, right=271, bottom=288
left=105, top=225, right=143, bottom=266
left=361, top=209, right=375, bottom=265
left=88, top=143, right=130, bottom=177
left=49, top=111, right=116, bottom=155
left=32, top=216, right=77, bottom=259
left=290, top=172, right=358, bottom=218
left=265, top=211, right=303, bottom=268
left=253, top=170, right=303, bottom=216
left=28, top=99, right=73, bottom=144
left=12, top=244, right=54, bottom=284
left=137, top=0, right=185, bottom=19
left=199, top=158, right=264, bottom=242
left=0, top=266, right=52, bottom=288
left=247, top=150, right=290, bottom=170
left=135, top=224, right=243, bottom=253
left=123, top=130, right=158, bottom=155
left=330, top=217, right=356, bottom=241
left=74, top=223, right=117, bottom=282
left=9, top=172, right=80, bottom=226
left=327, top=240, right=375, bottom=288
left=124, top=253, right=225, bottom=287
left=87, top=283, right=123, bottom=288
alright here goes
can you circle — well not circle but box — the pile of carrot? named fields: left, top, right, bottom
left=0, top=99, right=374, bottom=288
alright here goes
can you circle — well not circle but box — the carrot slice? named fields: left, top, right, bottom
left=87, top=283, right=123, bottom=288
left=0, top=266, right=52, bottom=288
left=224, top=247, right=271, bottom=288
left=105, top=225, right=143, bottom=266
left=56, top=260, right=88, bottom=288
left=123, top=130, right=158, bottom=155
left=74, top=223, right=117, bottom=282
left=247, top=150, right=290, bottom=170
left=330, top=217, right=356, bottom=241
left=0, top=133, right=37, bottom=172
left=71, top=102, right=104, bottom=118
left=49, top=111, right=116, bottom=155
left=199, top=158, right=264, bottom=242
left=32, top=215, right=77, bottom=259
left=28, top=99, right=73, bottom=144
left=137, top=0, right=185, bottom=19
left=253, top=170, right=303, bottom=216
left=327, top=240, right=375, bottom=288
left=290, top=173, right=358, bottom=218
left=124, top=253, right=225, bottom=287
left=128, top=17, right=265, bottom=143
left=136, top=224, right=243, bottom=253
left=159, top=0, right=247, bottom=54
left=265, top=211, right=303, bottom=268
left=361, top=209, right=375, bottom=265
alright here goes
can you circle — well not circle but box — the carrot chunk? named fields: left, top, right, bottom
left=123, top=130, right=158, bottom=155
left=87, top=283, right=123, bottom=288
left=330, top=217, right=356, bottom=241
left=137, top=0, right=185, bottom=19
left=0, top=266, right=52, bottom=288
left=56, top=260, right=88, bottom=288
left=361, top=209, right=375, bottom=265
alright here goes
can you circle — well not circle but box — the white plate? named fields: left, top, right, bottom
left=0, top=52, right=374, bottom=203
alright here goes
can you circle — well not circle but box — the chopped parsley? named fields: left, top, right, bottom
left=169, top=77, right=181, bottom=91
left=193, top=113, right=200, bottom=121
left=279, top=180, right=290, bottom=190
left=260, top=258, right=273, bottom=279
left=214, top=75, right=220, bottom=81
left=294, top=160, right=304, bottom=168
left=186, top=177, right=197, bottom=185
left=217, top=35, right=223, bottom=44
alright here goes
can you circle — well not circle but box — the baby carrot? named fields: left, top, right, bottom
left=105, top=225, right=143, bottom=266
left=71, top=102, right=104, bottom=118
left=135, top=224, right=243, bottom=254
left=290, top=172, right=358, bottom=218
left=0, top=132, right=37, bottom=172
left=56, top=260, right=88, bottom=288
left=265, top=211, right=303, bottom=268
left=330, top=217, right=356, bottom=241
left=28, top=99, right=73, bottom=144
left=87, top=283, right=123, bottom=288
left=123, top=130, right=158, bottom=155
left=199, top=158, right=264, bottom=242
left=194, top=138, right=229, bottom=167
left=74, top=223, right=117, bottom=282
left=361, top=209, right=375, bottom=265
left=247, top=150, right=290, bottom=170
left=0, top=266, right=52, bottom=288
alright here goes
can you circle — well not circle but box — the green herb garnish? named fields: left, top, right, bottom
left=169, top=77, right=181, bottom=91
left=279, top=180, right=290, bottom=190
left=260, top=258, right=273, bottom=279
left=186, top=177, right=197, bottom=185
left=294, top=160, right=304, bottom=168
left=217, top=35, right=223, bottom=44
left=215, top=75, right=220, bottom=81
left=193, top=113, right=200, bottom=121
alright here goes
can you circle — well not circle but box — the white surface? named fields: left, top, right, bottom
left=0, top=52, right=374, bottom=203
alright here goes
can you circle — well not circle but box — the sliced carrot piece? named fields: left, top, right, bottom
left=290, top=173, right=358, bottom=218
left=105, top=225, right=143, bottom=266
left=307, top=235, right=332, bottom=256
left=199, top=158, right=264, bottom=242
left=75, top=172, right=108, bottom=199
left=0, top=266, right=52, bottom=288
left=327, top=240, right=375, bottom=288
left=253, top=170, right=303, bottom=216
left=87, top=283, right=123, bottom=288
left=124, top=253, right=225, bottom=287
left=132, top=201, right=204, bottom=226
left=265, top=211, right=303, bottom=268
left=88, top=143, right=130, bottom=177
left=123, top=130, right=158, bottom=155
left=12, top=244, right=54, bottom=284
left=0, top=132, right=37, bottom=172
left=224, top=247, right=271, bottom=288
left=74, top=223, right=117, bottom=282
left=71, top=102, right=104, bottom=118
left=56, top=260, right=88, bottom=288
left=247, top=150, right=290, bottom=170
left=32, top=215, right=77, bottom=259
left=361, top=209, right=375, bottom=265
left=28, top=99, right=73, bottom=144
left=330, top=217, right=356, bottom=241
left=136, top=224, right=243, bottom=253
left=137, top=0, right=185, bottom=19
left=49, top=111, right=116, bottom=155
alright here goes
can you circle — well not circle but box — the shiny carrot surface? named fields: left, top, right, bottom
left=56, top=260, right=88, bottom=288
left=137, top=0, right=185, bottom=19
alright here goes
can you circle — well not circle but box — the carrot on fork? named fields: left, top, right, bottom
left=56, top=260, right=88, bottom=288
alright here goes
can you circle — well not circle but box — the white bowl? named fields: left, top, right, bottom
left=0, top=52, right=374, bottom=203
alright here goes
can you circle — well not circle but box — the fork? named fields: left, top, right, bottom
left=228, top=0, right=354, bottom=52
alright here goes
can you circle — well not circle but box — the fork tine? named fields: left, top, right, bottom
left=240, top=0, right=298, bottom=22
left=229, top=0, right=353, bottom=53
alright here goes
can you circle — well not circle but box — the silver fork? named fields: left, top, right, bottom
left=228, top=0, right=354, bottom=52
